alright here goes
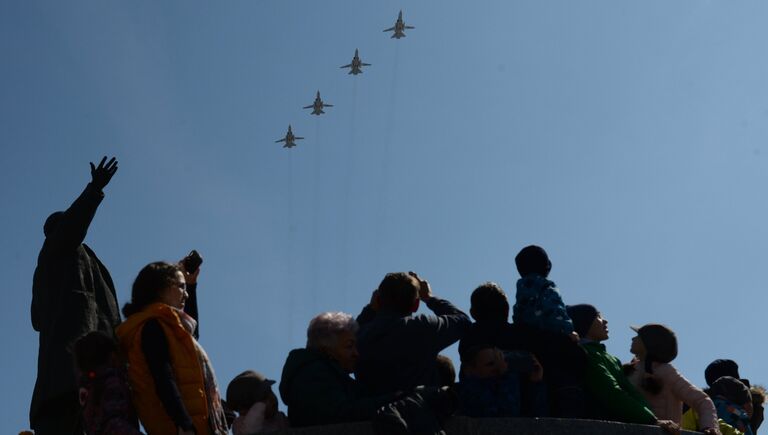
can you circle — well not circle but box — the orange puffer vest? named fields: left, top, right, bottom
left=117, top=303, right=209, bottom=435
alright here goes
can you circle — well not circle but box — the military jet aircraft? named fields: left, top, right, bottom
left=384, top=10, right=414, bottom=39
left=303, top=91, right=333, bottom=115
left=275, top=125, right=304, bottom=148
left=340, top=49, right=371, bottom=75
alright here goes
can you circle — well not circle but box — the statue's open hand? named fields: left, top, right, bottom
left=90, top=156, right=118, bottom=190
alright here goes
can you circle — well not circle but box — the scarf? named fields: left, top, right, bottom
left=176, top=308, right=229, bottom=435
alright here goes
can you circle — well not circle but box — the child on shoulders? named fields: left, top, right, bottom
left=512, top=245, right=577, bottom=340
left=511, top=245, right=586, bottom=417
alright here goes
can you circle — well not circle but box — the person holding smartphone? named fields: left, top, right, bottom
left=117, top=259, right=229, bottom=435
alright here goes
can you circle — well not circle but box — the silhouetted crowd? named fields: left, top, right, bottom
left=28, top=158, right=765, bottom=435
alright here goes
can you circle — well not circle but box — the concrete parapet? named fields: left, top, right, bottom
left=274, top=417, right=702, bottom=434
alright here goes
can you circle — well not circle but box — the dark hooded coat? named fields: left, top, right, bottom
left=30, top=183, right=121, bottom=426
left=355, top=297, right=471, bottom=395
left=279, top=348, right=396, bottom=427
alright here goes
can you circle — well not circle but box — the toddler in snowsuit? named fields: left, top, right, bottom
left=511, top=245, right=586, bottom=417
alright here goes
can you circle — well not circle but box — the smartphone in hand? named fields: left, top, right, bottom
left=183, top=250, right=203, bottom=272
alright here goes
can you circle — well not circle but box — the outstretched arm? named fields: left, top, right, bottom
left=179, top=258, right=200, bottom=339
left=45, top=156, right=118, bottom=250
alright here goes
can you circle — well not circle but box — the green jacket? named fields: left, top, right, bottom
left=582, top=341, right=656, bottom=424
left=279, top=348, right=396, bottom=427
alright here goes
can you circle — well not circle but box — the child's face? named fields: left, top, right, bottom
left=465, top=348, right=508, bottom=379
left=585, top=314, right=609, bottom=342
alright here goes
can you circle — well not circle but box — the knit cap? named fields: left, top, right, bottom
left=710, top=376, right=751, bottom=405
left=705, top=359, right=741, bottom=387
left=566, top=304, right=598, bottom=338
left=226, top=370, right=276, bottom=410
left=630, top=324, right=677, bottom=364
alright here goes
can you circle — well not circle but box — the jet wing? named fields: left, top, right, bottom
left=276, top=138, right=286, bottom=143
left=302, top=105, right=313, bottom=109
left=383, top=26, right=395, bottom=32
left=405, top=25, right=415, bottom=29
left=340, top=63, right=352, bottom=68
left=361, top=62, right=371, bottom=66
left=324, top=104, right=334, bottom=107
left=295, top=137, right=305, bottom=140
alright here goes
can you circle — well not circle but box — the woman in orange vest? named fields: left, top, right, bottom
left=117, top=262, right=228, bottom=435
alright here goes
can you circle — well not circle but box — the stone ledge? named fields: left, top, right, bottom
left=275, top=417, right=702, bottom=434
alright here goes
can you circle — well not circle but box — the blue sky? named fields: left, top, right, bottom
left=3, top=1, right=768, bottom=432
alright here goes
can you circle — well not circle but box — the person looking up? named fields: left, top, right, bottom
left=705, top=360, right=742, bottom=389
left=355, top=272, right=471, bottom=395
left=31, top=156, right=121, bottom=435
left=279, top=312, right=397, bottom=427
left=566, top=304, right=679, bottom=434
left=684, top=376, right=754, bottom=435
left=226, top=370, right=287, bottom=435
left=512, top=245, right=576, bottom=339
left=458, top=282, right=526, bottom=362
left=627, top=324, right=720, bottom=435
left=117, top=261, right=228, bottom=435
left=511, top=246, right=586, bottom=417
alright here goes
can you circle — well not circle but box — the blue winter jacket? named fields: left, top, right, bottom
left=512, top=275, right=574, bottom=335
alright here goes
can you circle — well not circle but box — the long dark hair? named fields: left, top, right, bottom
left=622, top=359, right=664, bottom=395
left=122, top=262, right=181, bottom=317
left=641, top=359, right=664, bottom=395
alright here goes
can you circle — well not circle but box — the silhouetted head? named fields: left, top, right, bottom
left=73, top=331, right=117, bottom=373
left=711, top=376, right=752, bottom=408
left=566, top=304, right=599, bottom=338
left=705, top=359, right=741, bottom=387
left=470, top=282, right=509, bottom=323
left=306, top=312, right=359, bottom=373
left=515, top=245, right=551, bottom=277
left=377, top=272, right=419, bottom=315
left=122, top=262, right=183, bottom=317
left=631, top=324, right=678, bottom=366
left=435, top=354, right=456, bottom=387
left=226, top=370, right=277, bottom=414
left=43, top=211, right=64, bottom=238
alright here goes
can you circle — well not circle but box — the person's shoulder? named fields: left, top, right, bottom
left=651, top=362, right=681, bottom=379
left=517, top=275, right=557, bottom=292
left=582, top=341, right=606, bottom=354
left=408, top=313, right=444, bottom=327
